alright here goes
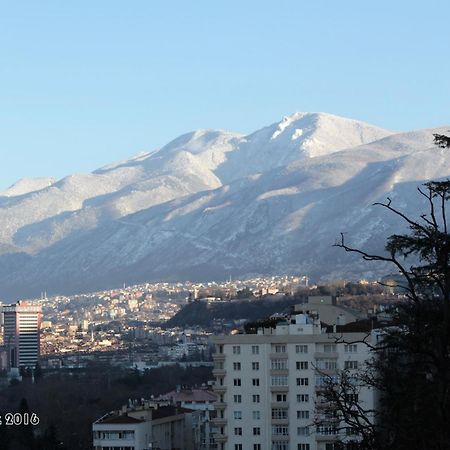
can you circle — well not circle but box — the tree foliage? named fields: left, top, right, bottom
left=325, top=134, right=450, bottom=450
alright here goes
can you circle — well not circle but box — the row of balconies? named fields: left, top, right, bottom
left=212, top=351, right=339, bottom=361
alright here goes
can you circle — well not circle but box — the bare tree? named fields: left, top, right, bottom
left=320, top=134, right=450, bottom=450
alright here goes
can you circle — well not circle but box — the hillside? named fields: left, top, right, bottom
left=0, top=113, right=448, bottom=299
left=164, top=295, right=304, bottom=329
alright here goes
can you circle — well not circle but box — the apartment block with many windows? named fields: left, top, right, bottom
left=2, top=301, right=42, bottom=370
left=212, top=311, right=375, bottom=450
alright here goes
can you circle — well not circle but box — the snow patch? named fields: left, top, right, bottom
left=291, top=129, right=303, bottom=140
left=271, top=116, right=295, bottom=140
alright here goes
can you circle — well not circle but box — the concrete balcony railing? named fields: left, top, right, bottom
left=213, top=384, right=227, bottom=394
left=270, top=385, right=289, bottom=392
left=270, top=352, right=288, bottom=359
left=314, top=351, right=338, bottom=359
left=270, top=368, right=289, bottom=376
left=212, top=368, right=226, bottom=377
left=214, top=401, right=227, bottom=410
left=214, top=433, right=227, bottom=443
left=271, top=434, right=289, bottom=441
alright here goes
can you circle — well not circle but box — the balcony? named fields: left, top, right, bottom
left=315, top=433, right=339, bottom=442
left=213, top=417, right=227, bottom=426
left=271, top=418, right=289, bottom=425
left=214, top=401, right=227, bottom=410
left=314, top=367, right=337, bottom=376
left=271, top=434, right=289, bottom=441
left=270, top=369, right=289, bottom=376
left=270, top=385, right=289, bottom=392
left=314, top=351, right=338, bottom=359
left=213, top=384, right=227, bottom=394
left=270, top=352, right=288, bottom=359
left=215, top=433, right=227, bottom=443
left=270, top=401, right=289, bottom=408
left=212, top=368, right=226, bottom=377
left=213, top=353, right=226, bottom=362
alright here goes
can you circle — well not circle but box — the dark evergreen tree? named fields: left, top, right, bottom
left=325, top=134, right=450, bottom=450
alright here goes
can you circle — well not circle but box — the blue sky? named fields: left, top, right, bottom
left=0, top=1, right=449, bottom=189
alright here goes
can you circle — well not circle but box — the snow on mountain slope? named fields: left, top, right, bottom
left=0, top=114, right=389, bottom=254
left=1, top=177, right=56, bottom=197
left=214, top=112, right=392, bottom=182
left=0, top=125, right=446, bottom=299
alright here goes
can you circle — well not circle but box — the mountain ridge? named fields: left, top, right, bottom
left=0, top=113, right=447, bottom=299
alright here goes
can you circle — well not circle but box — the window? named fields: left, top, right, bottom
left=344, top=344, right=357, bottom=353
left=326, top=444, right=343, bottom=450
left=297, top=410, right=309, bottom=419
left=95, top=431, right=135, bottom=440
left=254, top=445, right=261, bottom=450
left=275, top=393, right=287, bottom=402
left=274, top=344, right=286, bottom=353
left=252, top=345, right=259, bottom=355
left=346, top=427, right=359, bottom=436
left=316, top=375, right=339, bottom=386
left=234, top=427, right=242, bottom=435
left=252, top=378, right=260, bottom=386
left=252, top=361, right=260, bottom=370
left=296, top=377, right=309, bottom=386
left=297, top=394, right=309, bottom=403
left=323, top=344, right=337, bottom=353
left=234, top=378, right=241, bottom=386
left=316, top=359, right=337, bottom=370
left=298, top=445, right=310, bottom=450
left=271, top=359, right=288, bottom=370
left=345, top=393, right=359, bottom=402
left=234, top=394, right=242, bottom=403
left=345, top=360, right=358, bottom=369
left=296, top=361, right=308, bottom=370
left=253, top=427, right=261, bottom=435
left=233, top=345, right=241, bottom=354
left=234, top=411, right=242, bottom=419
left=271, top=375, right=288, bottom=386
left=215, top=361, right=224, bottom=370
left=252, top=410, right=261, bottom=420
left=235, top=445, right=242, bottom=450
left=316, top=425, right=338, bottom=435
left=272, top=443, right=289, bottom=450
left=233, top=362, right=241, bottom=370
left=272, top=408, right=288, bottom=420
left=297, top=426, right=310, bottom=436
left=253, top=394, right=261, bottom=403
left=272, top=425, right=289, bottom=436
left=296, top=344, right=308, bottom=353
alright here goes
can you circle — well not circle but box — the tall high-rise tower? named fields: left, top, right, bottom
left=2, top=301, right=42, bottom=369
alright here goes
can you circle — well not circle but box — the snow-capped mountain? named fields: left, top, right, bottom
left=0, top=112, right=446, bottom=299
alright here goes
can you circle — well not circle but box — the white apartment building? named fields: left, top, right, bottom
left=212, top=311, right=375, bottom=450
left=157, top=388, right=218, bottom=450
left=93, top=401, right=199, bottom=450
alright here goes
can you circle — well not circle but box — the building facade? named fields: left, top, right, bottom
left=93, top=401, right=202, bottom=450
left=212, top=312, right=375, bottom=450
left=156, top=387, right=218, bottom=450
left=2, top=301, right=42, bottom=370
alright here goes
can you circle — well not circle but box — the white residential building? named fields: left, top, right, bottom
left=93, top=401, right=199, bottom=450
left=157, top=388, right=218, bottom=450
left=212, top=311, right=375, bottom=450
